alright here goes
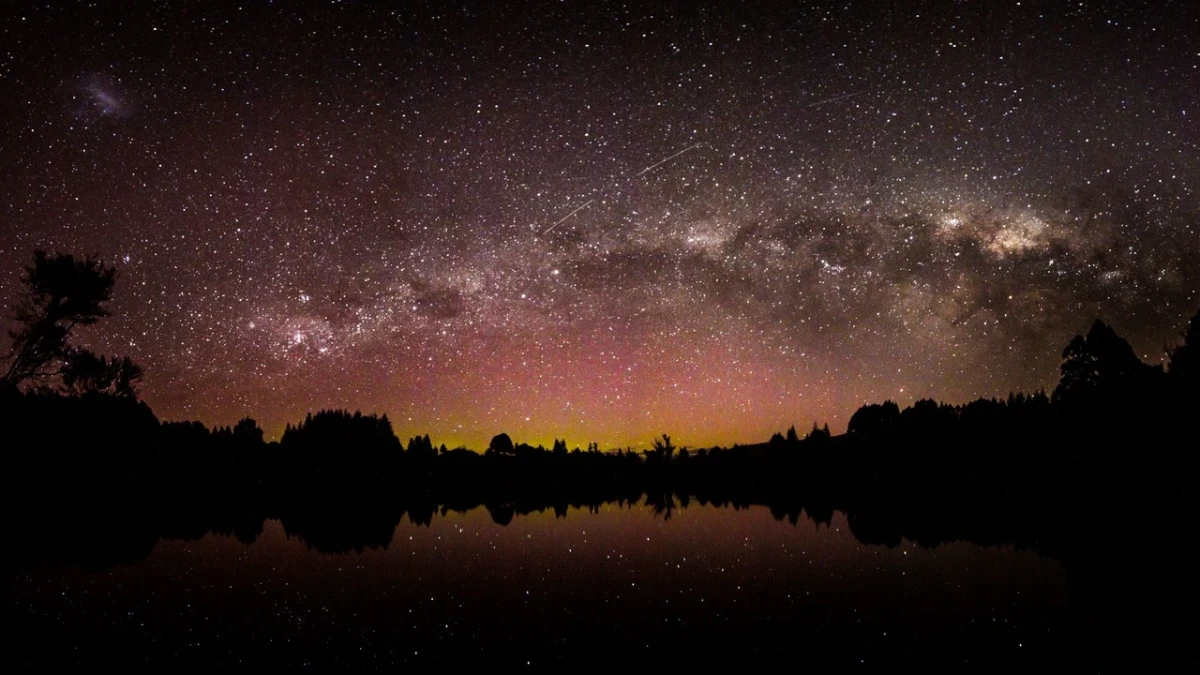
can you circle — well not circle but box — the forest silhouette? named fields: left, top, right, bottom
left=3, top=250, right=1199, bottom=666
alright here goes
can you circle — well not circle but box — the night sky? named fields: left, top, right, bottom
left=2, top=1, right=1197, bottom=449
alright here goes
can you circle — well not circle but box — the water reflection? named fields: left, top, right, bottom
left=9, top=502, right=1079, bottom=667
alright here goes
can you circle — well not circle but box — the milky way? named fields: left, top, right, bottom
left=2, top=1, right=1198, bottom=448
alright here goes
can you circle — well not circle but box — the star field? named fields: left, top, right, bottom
left=2, top=1, right=1198, bottom=448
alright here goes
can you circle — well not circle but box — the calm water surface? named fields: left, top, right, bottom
left=9, top=504, right=1073, bottom=667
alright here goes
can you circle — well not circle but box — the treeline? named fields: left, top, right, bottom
left=1, top=308, right=1197, bottom=506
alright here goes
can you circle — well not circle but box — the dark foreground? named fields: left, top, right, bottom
left=0, top=503, right=1123, bottom=669
left=4, top=481, right=1196, bottom=670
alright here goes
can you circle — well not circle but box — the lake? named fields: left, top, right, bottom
left=5, top=501, right=1102, bottom=667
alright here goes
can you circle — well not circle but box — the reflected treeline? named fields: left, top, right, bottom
left=2, top=309, right=1198, bottom=561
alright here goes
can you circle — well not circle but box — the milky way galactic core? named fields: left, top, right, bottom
left=2, top=1, right=1197, bottom=447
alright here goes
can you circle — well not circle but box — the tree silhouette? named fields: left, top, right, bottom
left=1052, top=319, right=1162, bottom=409
left=651, top=433, right=675, bottom=460
left=233, top=417, right=265, bottom=444
left=407, top=433, right=436, bottom=459
left=60, top=349, right=143, bottom=398
left=847, top=401, right=900, bottom=437
left=1168, top=308, right=1200, bottom=385
left=281, top=409, right=402, bottom=471
left=808, top=422, right=831, bottom=441
left=2, top=251, right=125, bottom=390
left=487, top=432, right=515, bottom=456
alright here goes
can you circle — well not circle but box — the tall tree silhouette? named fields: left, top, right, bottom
left=1052, top=319, right=1161, bottom=410
left=786, top=425, right=799, bottom=443
left=847, top=401, right=900, bottom=437
left=2, top=251, right=118, bottom=389
left=1168, top=308, right=1200, bottom=385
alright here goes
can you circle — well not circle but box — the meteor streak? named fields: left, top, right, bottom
left=543, top=199, right=594, bottom=233
left=635, top=143, right=701, bottom=177
left=806, top=92, right=859, bottom=107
